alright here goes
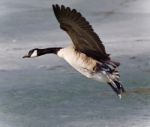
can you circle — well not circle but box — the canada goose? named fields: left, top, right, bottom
left=23, top=4, right=125, bottom=98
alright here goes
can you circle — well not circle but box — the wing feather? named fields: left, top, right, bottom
left=52, top=4, right=110, bottom=61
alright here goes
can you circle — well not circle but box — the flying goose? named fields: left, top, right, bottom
left=23, top=4, right=125, bottom=98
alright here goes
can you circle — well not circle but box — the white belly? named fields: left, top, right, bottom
left=57, top=46, right=107, bottom=83
left=71, top=64, right=107, bottom=83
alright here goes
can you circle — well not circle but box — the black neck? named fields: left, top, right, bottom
left=38, top=47, right=62, bottom=56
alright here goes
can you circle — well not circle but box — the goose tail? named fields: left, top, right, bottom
left=102, top=61, right=125, bottom=98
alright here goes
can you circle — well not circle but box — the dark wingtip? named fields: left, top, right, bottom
left=52, top=4, right=61, bottom=20
left=52, top=4, right=57, bottom=12
left=52, top=4, right=55, bottom=9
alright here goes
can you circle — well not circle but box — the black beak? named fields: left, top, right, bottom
left=22, top=55, right=30, bottom=58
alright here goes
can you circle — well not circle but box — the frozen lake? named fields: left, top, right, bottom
left=0, top=0, right=150, bottom=127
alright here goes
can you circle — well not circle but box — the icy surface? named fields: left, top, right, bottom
left=0, top=0, right=150, bottom=127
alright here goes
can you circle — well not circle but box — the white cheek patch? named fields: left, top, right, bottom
left=31, top=50, right=38, bottom=57
left=57, top=49, right=64, bottom=58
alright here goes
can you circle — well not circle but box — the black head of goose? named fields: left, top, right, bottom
left=23, top=4, right=125, bottom=98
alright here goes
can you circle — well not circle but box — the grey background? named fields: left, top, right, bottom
left=0, top=0, right=150, bottom=127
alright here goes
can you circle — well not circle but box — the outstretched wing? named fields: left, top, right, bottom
left=52, top=4, right=110, bottom=61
